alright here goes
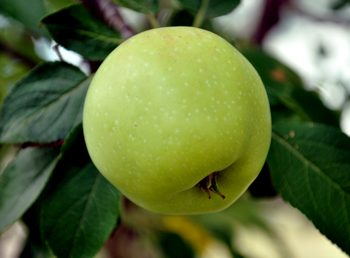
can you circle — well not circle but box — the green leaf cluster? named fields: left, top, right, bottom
left=0, top=0, right=349, bottom=258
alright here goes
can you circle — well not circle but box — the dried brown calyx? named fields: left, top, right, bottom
left=197, top=172, right=225, bottom=199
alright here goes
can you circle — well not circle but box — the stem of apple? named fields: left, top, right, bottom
left=197, top=172, right=226, bottom=199
left=192, top=0, right=210, bottom=28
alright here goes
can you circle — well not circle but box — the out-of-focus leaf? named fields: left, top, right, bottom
left=267, top=122, right=350, bottom=255
left=0, top=146, right=60, bottom=232
left=40, top=125, right=121, bottom=258
left=41, top=3, right=123, bottom=60
left=178, top=0, right=241, bottom=19
left=0, top=19, right=42, bottom=65
left=198, top=221, right=245, bottom=258
left=242, top=48, right=339, bottom=127
left=20, top=198, right=55, bottom=258
left=110, top=0, right=160, bottom=14
left=161, top=215, right=212, bottom=256
left=159, top=232, right=195, bottom=258
left=0, top=53, right=30, bottom=100
left=194, top=197, right=292, bottom=258
left=0, top=61, right=91, bottom=144
left=331, top=0, right=350, bottom=10
left=0, top=52, right=30, bottom=108
left=0, top=0, right=47, bottom=34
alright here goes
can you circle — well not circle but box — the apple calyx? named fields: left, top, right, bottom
left=197, top=172, right=226, bottom=199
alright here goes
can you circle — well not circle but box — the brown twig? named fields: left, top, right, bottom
left=0, top=43, right=38, bottom=69
left=252, top=0, right=290, bottom=46
left=79, top=0, right=137, bottom=39
left=21, top=140, right=65, bottom=149
left=53, top=44, right=64, bottom=62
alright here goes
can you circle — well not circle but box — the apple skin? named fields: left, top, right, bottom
left=83, top=27, right=271, bottom=215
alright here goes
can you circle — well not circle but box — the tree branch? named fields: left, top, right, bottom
left=0, top=43, right=38, bottom=69
left=252, top=0, right=290, bottom=45
left=79, top=0, right=137, bottom=39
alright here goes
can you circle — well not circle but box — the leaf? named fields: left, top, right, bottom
left=43, top=0, right=75, bottom=13
left=178, top=0, right=241, bottom=19
left=0, top=53, right=30, bottom=104
left=169, top=9, right=215, bottom=31
left=0, top=20, right=42, bottom=66
left=267, top=122, right=350, bottom=255
left=41, top=3, right=123, bottom=61
left=40, top=125, right=121, bottom=258
left=241, top=48, right=339, bottom=127
left=194, top=197, right=292, bottom=258
left=248, top=162, right=277, bottom=198
left=331, top=0, right=350, bottom=10
left=0, top=0, right=47, bottom=34
left=0, top=146, right=60, bottom=233
left=20, top=197, right=56, bottom=258
left=159, top=232, right=195, bottom=258
left=110, top=0, right=160, bottom=14
left=0, top=61, right=91, bottom=144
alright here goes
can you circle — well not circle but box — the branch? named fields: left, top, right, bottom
left=252, top=0, right=290, bottom=45
left=21, top=140, right=65, bottom=149
left=79, top=0, right=137, bottom=39
left=0, top=43, right=38, bottom=69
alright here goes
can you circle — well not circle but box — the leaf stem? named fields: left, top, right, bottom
left=146, top=14, right=160, bottom=28
left=192, top=0, right=210, bottom=28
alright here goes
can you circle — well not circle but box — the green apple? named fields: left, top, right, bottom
left=83, top=27, right=271, bottom=215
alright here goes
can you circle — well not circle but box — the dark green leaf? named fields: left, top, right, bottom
left=110, top=0, right=159, bottom=14
left=159, top=233, right=195, bottom=258
left=291, top=87, right=340, bottom=126
left=178, top=0, right=240, bottom=19
left=41, top=3, right=123, bottom=61
left=169, top=9, right=215, bottom=30
left=170, top=10, right=195, bottom=26
left=270, top=104, right=301, bottom=125
left=248, top=162, right=277, bottom=198
left=267, top=122, right=350, bottom=255
left=0, top=61, right=91, bottom=144
left=60, top=123, right=84, bottom=155
left=242, top=48, right=339, bottom=126
left=21, top=198, right=55, bottom=258
left=0, top=146, right=60, bottom=232
left=40, top=125, right=121, bottom=258
left=331, top=0, right=350, bottom=10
